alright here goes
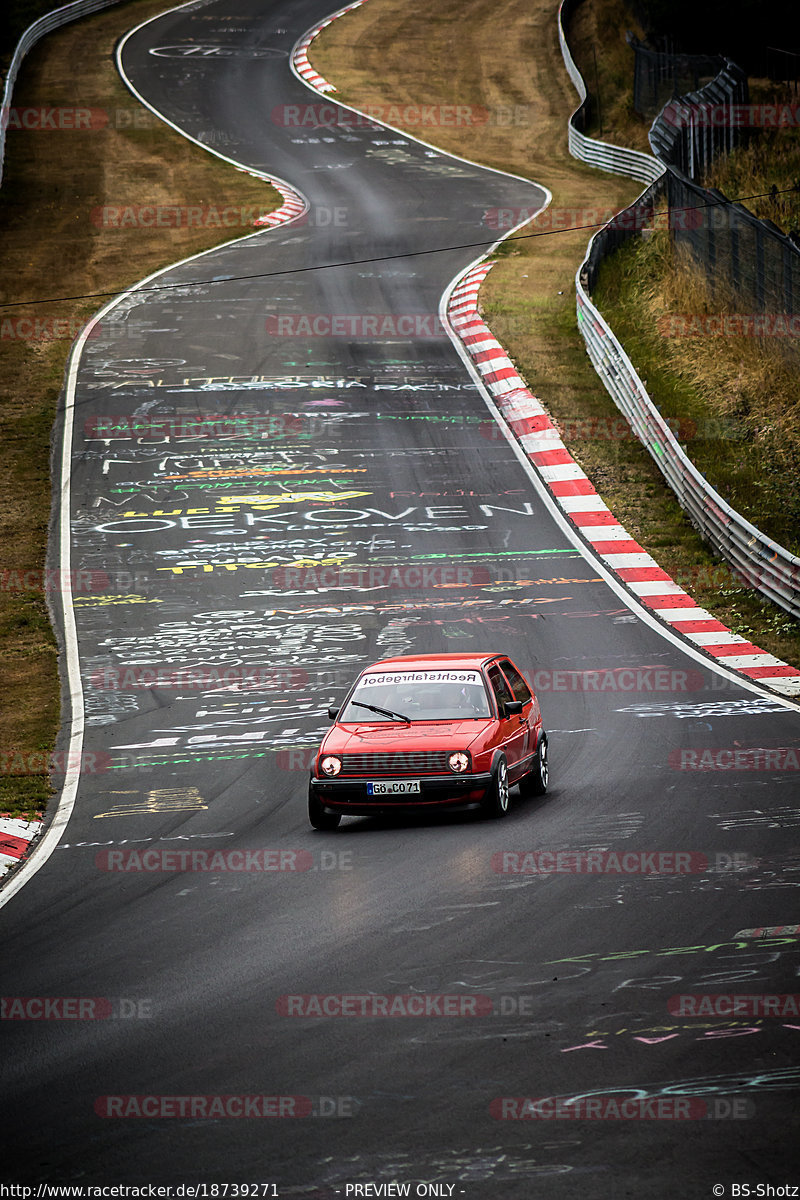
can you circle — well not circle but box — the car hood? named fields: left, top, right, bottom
left=325, top=721, right=493, bottom=754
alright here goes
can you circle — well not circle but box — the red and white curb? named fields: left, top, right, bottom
left=252, top=180, right=308, bottom=227
left=0, top=816, right=43, bottom=879
left=449, top=261, right=800, bottom=699
left=291, top=0, right=367, bottom=94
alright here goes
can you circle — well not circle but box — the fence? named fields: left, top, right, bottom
left=648, top=65, right=800, bottom=314
left=648, top=62, right=750, bottom=177
left=766, top=46, right=800, bottom=95
left=1, top=0, right=124, bottom=188
left=628, top=36, right=724, bottom=119
left=557, top=0, right=800, bottom=619
left=666, top=172, right=800, bottom=317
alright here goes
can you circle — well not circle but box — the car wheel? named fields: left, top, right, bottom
left=483, top=755, right=510, bottom=818
left=308, top=786, right=341, bottom=831
left=520, top=736, right=548, bottom=798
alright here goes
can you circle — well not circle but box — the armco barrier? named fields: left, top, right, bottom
left=1, top=0, right=126, bottom=188
left=557, top=0, right=664, bottom=186
left=558, top=0, right=800, bottom=620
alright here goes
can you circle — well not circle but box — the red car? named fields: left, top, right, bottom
left=308, top=652, right=548, bottom=830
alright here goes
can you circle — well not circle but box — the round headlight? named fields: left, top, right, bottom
left=448, top=751, right=469, bottom=773
left=320, top=755, right=342, bottom=777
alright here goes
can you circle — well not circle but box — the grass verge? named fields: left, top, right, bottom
left=311, top=0, right=800, bottom=670
left=0, top=0, right=282, bottom=820
left=593, top=229, right=800, bottom=556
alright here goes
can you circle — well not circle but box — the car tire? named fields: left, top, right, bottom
left=308, top=786, right=342, bottom=831
left=482, top=755, right=511, bottom=818
left=519, top=735, right=548, bottom=798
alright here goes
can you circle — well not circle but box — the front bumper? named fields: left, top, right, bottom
left=309, top=771, right=494, bottom=812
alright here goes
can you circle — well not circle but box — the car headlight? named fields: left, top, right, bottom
left=448, top=751, right=470, bottom=773
left=320, top=755, right=342, bottom=777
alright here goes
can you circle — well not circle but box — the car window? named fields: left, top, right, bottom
left=487, top=664, right=514, bottom=716
left=499, top=660, right=532, bottom=704
left=339, top=669, right=492, bottom=722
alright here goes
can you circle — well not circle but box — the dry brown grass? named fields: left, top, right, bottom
left=704, top=81, right=800, bottom=232
left=593, top=229, right=800, bottom=553
left=568, top=0, right=650, bottom=151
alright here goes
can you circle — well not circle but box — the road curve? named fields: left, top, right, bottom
left=1, top=0, right=799, bottom=1194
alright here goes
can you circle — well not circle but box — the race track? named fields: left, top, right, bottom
left=1, top=0, right=799, bottom=1193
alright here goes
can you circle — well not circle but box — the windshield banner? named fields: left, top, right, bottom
left=361, top=671, right=483, bottom=687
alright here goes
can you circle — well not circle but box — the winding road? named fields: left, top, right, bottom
left=1, top=0, right=799, bottom=1193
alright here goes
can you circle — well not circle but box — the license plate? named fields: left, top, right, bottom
left=367, top=780, right=421, bottom=796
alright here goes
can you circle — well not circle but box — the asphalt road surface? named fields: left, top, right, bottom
left=1, top=0, right=799, bottom=1194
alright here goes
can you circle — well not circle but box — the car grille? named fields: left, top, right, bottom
left=340, top=751, right=451, bottom=776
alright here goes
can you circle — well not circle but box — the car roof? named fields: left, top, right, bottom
left=362, top=653, right=507, bottom=672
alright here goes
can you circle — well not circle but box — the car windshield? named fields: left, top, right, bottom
left=339, top=669, right=492, bottom=722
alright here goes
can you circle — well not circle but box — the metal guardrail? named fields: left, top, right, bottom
left=557, top=0, right=800, bottom=618
left=1, top=0, right=125, bottom=188
left=557, top=0, right=664, bottom=185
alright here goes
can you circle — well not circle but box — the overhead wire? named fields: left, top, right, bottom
left=0, top=186, right=797, bottom=311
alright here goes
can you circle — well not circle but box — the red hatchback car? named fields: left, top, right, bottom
left=308, top=653, right=548, bottom=829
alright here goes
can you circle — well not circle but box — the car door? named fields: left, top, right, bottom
left=498, top=657, right=540, bottom=776
left=486, top=662, right=528, bottom=780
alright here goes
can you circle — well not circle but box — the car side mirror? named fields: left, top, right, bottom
left=327, top=706, right=340, bottom=720
left=505, top=700, right=523, bottom=716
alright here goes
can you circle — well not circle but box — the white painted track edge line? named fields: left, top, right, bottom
left=0, top=5, right=319, bottom=907
left=116, top=1, right=310, bottom=222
